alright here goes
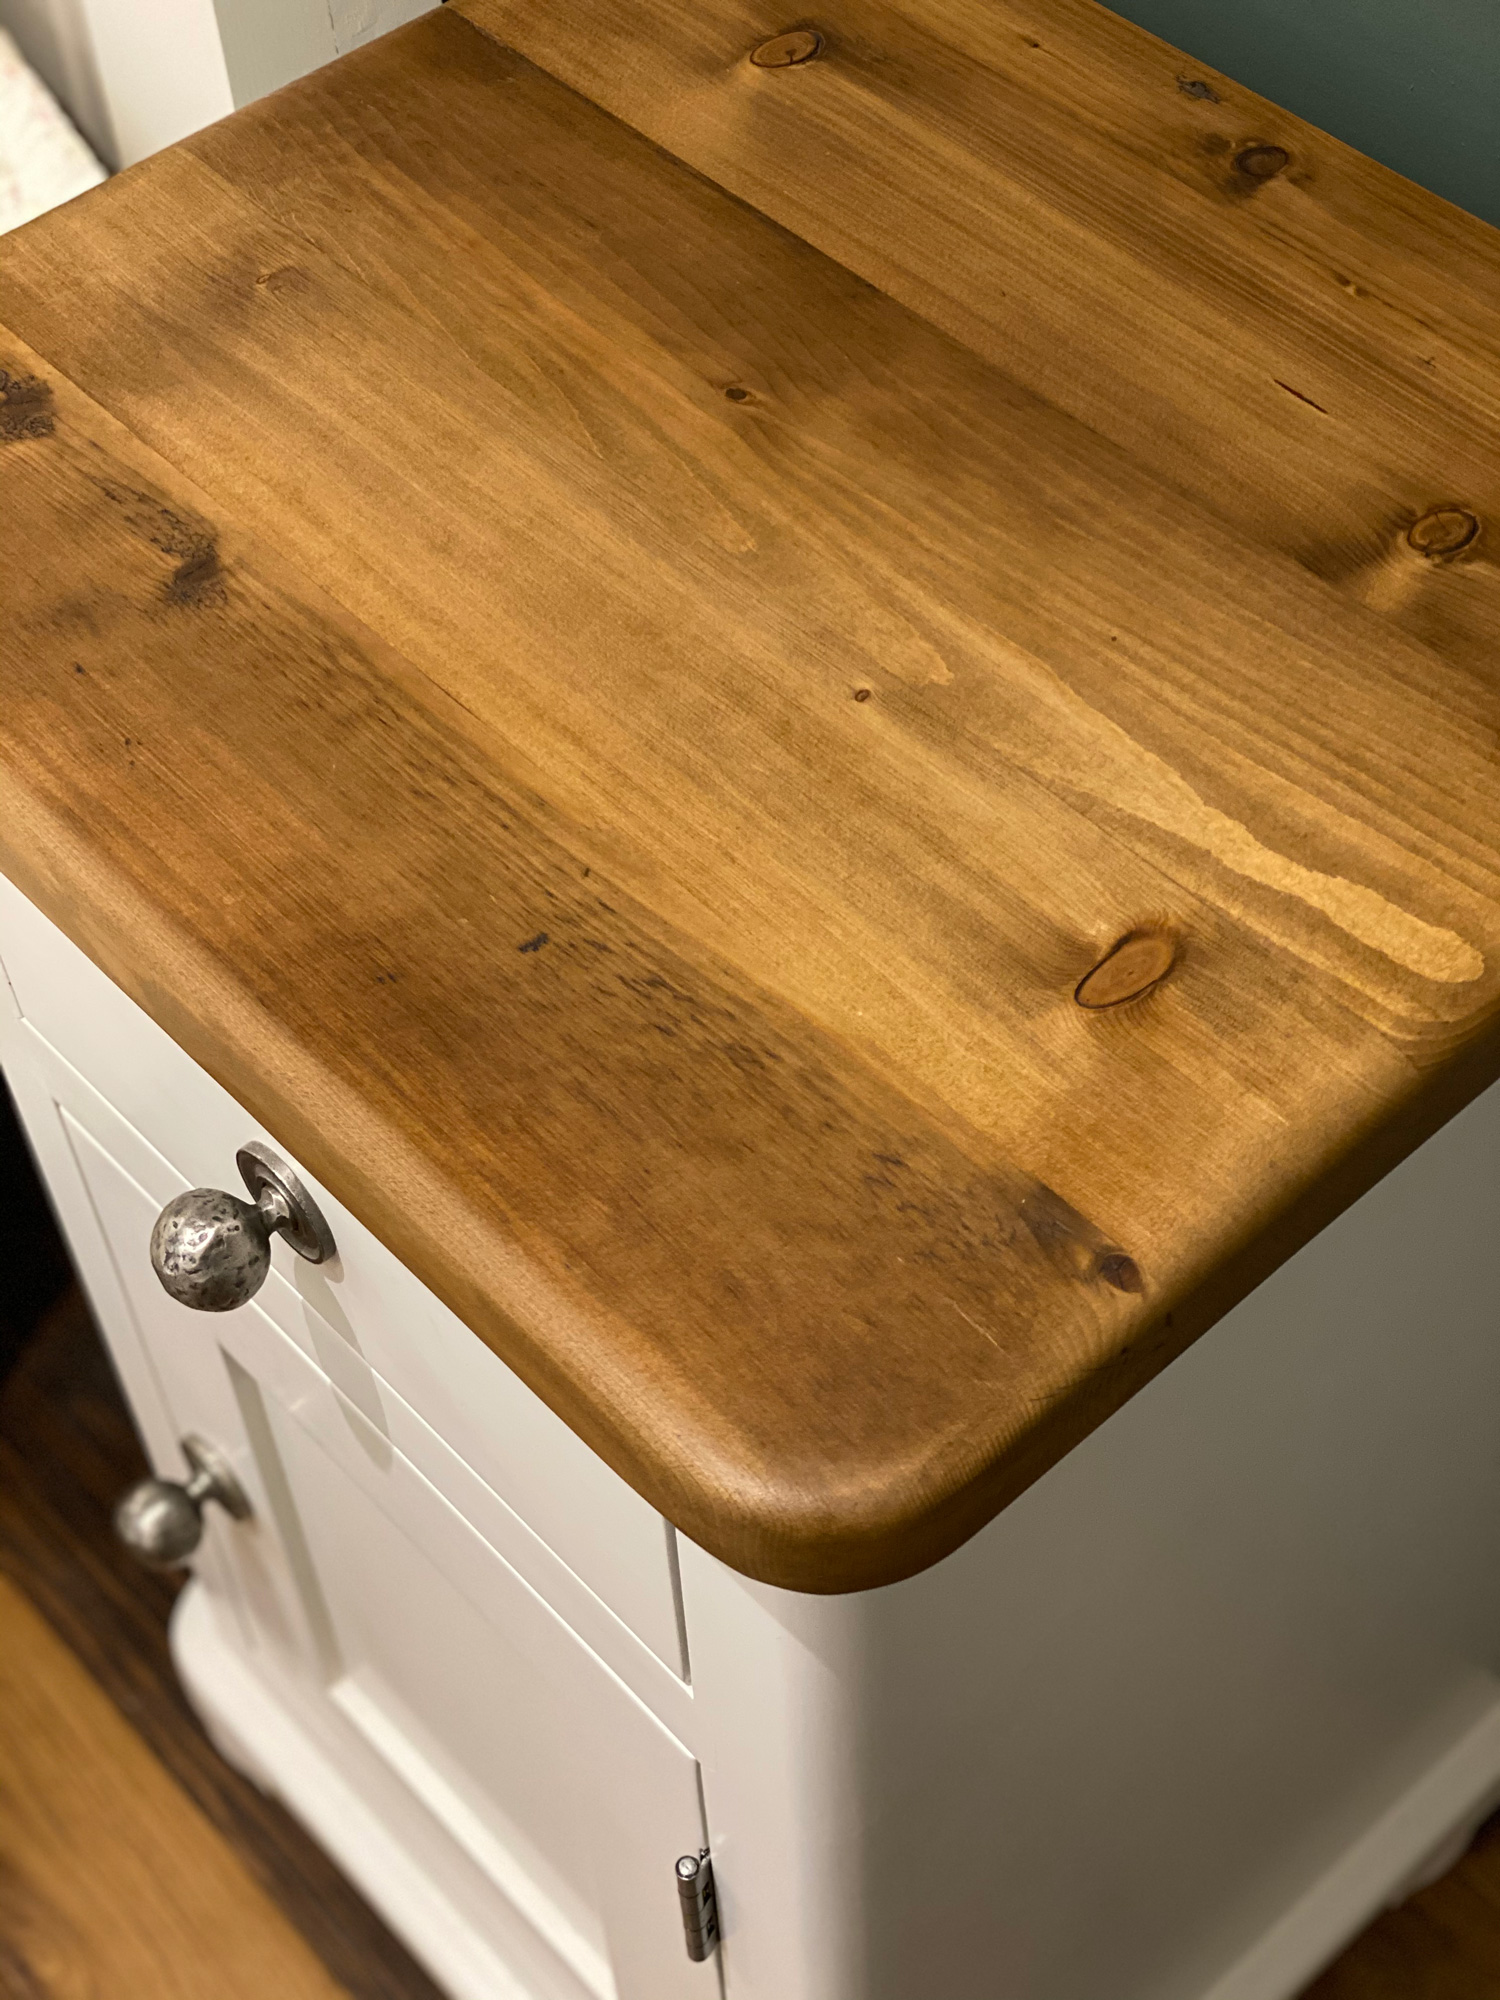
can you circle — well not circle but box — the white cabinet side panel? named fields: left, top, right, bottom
left=685, top=1078, right=1500, bottom=2000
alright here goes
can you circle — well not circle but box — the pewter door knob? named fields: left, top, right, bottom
left=113, top=1434, right=252, bottom=1570
left=150, top=1140, right=335, bottom=1311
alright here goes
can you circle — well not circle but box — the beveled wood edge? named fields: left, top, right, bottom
left=8, top=743, right=1496, bottom=1595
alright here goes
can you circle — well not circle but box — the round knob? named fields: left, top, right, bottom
left=150, top=1141, right=335, bottom=1312
left=113, top=1434, right=252, bottom=1570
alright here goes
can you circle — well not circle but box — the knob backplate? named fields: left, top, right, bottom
left=237, top=1141, right=335, bottom=1265
left=181, top=1432, right=253, bottom=1520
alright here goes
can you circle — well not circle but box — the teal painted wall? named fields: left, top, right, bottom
left=1102, top=0, right=1500, bottom=227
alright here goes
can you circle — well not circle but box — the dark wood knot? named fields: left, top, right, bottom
left=1407, top=507, right=1480, bottom=559
left=1235, top=144, right=1290, bottom=182
left=749, top=28, right=824, bottom=66
left=1075, top=932, right=1176, bottom=1009
left=1097, top=1252, right=1143, bottom=1294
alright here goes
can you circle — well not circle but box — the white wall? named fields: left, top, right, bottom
left=0, top=0, right=435, bottom=170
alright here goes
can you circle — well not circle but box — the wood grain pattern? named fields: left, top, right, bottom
left=0, top=1288, right=446, bottom=2000
left=0, top=1567, right=351, bottom=1999
left=2, top=8, right=1500, bottom=1588
left=455, top=0, right=1500, bottom=685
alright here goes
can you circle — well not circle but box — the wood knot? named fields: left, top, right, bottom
left=749, top=27, right=824, bottom=66
left=1234, top=143, right=1290, bottom=182
left=1097, top=1252, right=1143, bottom=1294
left=1075, top=931, right=1176, bottom=1009
left=1407, top=507, right=1480, bottom=560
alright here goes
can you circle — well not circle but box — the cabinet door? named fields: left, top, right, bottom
left=7, top=1036, right=714, bottom=2000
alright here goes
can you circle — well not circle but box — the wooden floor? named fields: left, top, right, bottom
left=0, top=1205, right=1498, bottom=1996
left=0, top=1567, right=349, bottom=1999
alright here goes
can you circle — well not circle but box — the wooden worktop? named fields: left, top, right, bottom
left=3, top=1, right=1500, bottom=1590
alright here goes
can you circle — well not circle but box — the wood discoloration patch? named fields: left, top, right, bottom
left=0, top=368, right=54, bottom=443
left=93, top=475, right=228, bottom=607
left=163, top=539, right=226, bottom=607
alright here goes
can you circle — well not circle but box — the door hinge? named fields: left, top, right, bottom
left=675, top=1848, right=719, bottom=1962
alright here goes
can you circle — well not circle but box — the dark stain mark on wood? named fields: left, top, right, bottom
left=518, top=931, right=549, bottom=952
left=1177, top=76, right=1220, bottom=102
left=0, top=369, right=55, bottom=444
left=1274, top=380, right=1328, bottom=415
left=91, top=476, right=228, bottom=607
left=164, top=540, right=225, bottom=607
left=1408, top=506, right=1480, bottom=559
left=1076, top=931, right=1177, bottom=1008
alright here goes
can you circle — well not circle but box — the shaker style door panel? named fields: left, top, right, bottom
left=259, top=1399, right=711, bottom=2000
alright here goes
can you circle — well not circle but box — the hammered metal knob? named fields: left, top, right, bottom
left=150, top=1141, right=335, bottom=1312
left=113, top=1434, right=252, bottom=1570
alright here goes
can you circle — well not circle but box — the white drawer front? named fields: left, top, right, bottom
left=0, top=871, right=688, bottom=1684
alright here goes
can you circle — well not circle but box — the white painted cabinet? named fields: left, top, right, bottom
left=7, top=867, right=1500, bottom=2000
left=0, top=880, right=710, bottom=2000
